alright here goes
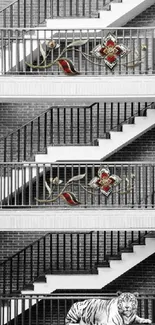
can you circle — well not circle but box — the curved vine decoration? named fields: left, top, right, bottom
left=25, top=33, right=147, bottom=75
left=35, top=167, right=135, bottom=206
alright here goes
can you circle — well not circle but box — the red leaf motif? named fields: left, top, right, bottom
left=57, top=58, right=80, bottom=75
left=61, top=192, right=81, bottom=205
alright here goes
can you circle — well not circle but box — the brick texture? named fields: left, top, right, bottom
left=105, top=126, right=155, bottom=162
left=124, top=4, right=155, bottom=27
left=102, top=253, right=155, bottom=294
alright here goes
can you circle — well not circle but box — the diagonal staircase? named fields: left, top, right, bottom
left=2, top=232, right=155, bottom=323
left=21, top=233, right=155, bottom=294
left=35, top=103, right=155, bottom=162
left=1, top=102, right=155, bottom=202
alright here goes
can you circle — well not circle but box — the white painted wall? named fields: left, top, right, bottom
left=0, top=76, right=155, bottom=102
left=0, top=209, right=155, bottom=230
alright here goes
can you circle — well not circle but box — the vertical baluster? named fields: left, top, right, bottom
left=84, top=107, right=86, bottom=144
left=30, top=0, right=33, bottom=26
left=44, top=112, right=47, bottom=148
left=84, top=233, right=86, bottom=270
left=18, top=130, right=20, bottom=161
left=110, top=103, right=113, bottom=129
left=77, top=107, right=80, bottom=144
left=97, top=231, right=99, bottom=264
left=30, top=245, right=33, bottom=281
left=17, top=254, right=20, bottom=291
left=151, top=299, right=155, bottom=322
left=24, top=126, right=26, bottom=160
left=9, top=4, right=13, bottom=29
left=77, top=233, right=79, bottom=271
left=17, top=0, right=20, bottom=28
left=57, top=234, right=59, bottom=270
left=1, top=29, right=4, bottom=75
left=117, top=103, right=120, bottom=127
left=124, top=102, right=127, bottom=121
left=83, top=0, right=85, bottom=16
left=36, top=298, right=39, bottom=325
left=43, top=298, right=46, bottom=325
left=70, top=0, right=72, bottom=16
left=29, top=297, right=32, bottom=325
left=37, top=117, right=40, bottom=152
left=151, top=29, right=154, bottom=74
left=104, top=231, right=106, bottom=259
left=50, top=108, right=53, bottom=144
left=63, top=107, right=66, bottom=144
left=90, top=105, right=93, bottom=144
left=117, top=231, right=120, bottom=254
left=44, top=237, right=46, bottom=272
left=124, top=231, right=127, bottom=248
left=37, top=241, right=40, bottom=277
left=23, top=250, right=26, bottom=287
left=63, top=233, right=66, bottom=270
left=104, top=103, right=106, bottom=133
left=38, top=0, right=40, bottom=24
left=110, top=231, right=113, bottom=256
left=70, top=233, right=73, bottom=270
left=30, top=121, right=33, bottom=157
left=57, top=0, right=59, bottom=16
left=4, top=138, right=6, bottom=162
left=70, top=107, right=73, bottom=144
left=57, top=108, right=60, bottom=144
left=24, top=0, right=26, bottom=27
left=57, top=300, right=60, bottom=325
left=97, top=103, right=99, bottom=138
left=50, top=233, right=52, bottom=271
left=90, top=232, right=92, bottom=270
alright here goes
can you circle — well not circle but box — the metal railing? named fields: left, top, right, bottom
left=0, top=27, right=155, bottom=75
left=0, top=231, right=148, bottom=294
left=0, top=162, right=155, bottom=208
left=0, top=294, right=155, bottom=325
left=1, top=102, right=152, bottom=163
left=0, top=0, right=114, bottom=29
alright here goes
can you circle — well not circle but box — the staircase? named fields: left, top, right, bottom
left=36, top=103, right=155, bottom=162
left=1, top=102, right=154, bottom=204
left=21, top=233, right=155, bottom=294
left=1, top=231, right=155, bottom=323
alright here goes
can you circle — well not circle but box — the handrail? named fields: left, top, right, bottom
left=1, top=161, right=155, bottom=165
left=109, top=102, right=154, bottom=133
left=1, top=293, right=155, bottom=298
left=0, top=104, right=93, bottom=142
left=0, top=231, right=148, bottom=293
left=1, top=26, right=155, bottom=30
left=0, top=230, right=91, bottom=266
left=0, top=0, right=18, bottom=13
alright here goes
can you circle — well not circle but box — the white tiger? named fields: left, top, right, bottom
left=65, top=292, right=151, bottom=325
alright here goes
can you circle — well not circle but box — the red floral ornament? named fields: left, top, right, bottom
left=89, top=167, right=122, bottom=197
left=91, top=33, right=128, bottom=69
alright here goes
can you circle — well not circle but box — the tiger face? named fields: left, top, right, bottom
left=117, top=292, right=138, bottom=317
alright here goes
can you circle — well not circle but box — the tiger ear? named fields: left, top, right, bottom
left=116, top=291, right=122, bottom=296
left=133, top=292, right=139, bottom=298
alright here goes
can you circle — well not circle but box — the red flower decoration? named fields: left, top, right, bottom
left=91, top=33, right=128, bottom=69
left=89, top=167, right=121, bottom=197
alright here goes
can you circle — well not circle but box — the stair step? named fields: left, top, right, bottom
left=106, top=255, right=121, bottom=260
left=23, top=283, right=34, bottom=291
left=34, top=275, right=46, bottom=283
left=119, top=247, right=133, bottom=253
left=95, top=261, right=110, bottom=267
